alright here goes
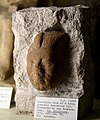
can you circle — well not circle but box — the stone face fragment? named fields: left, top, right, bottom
left=12, top=6, right=94, bottom=119
left=27, top=31, right=68, bottom=91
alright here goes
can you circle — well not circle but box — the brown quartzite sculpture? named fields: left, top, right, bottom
left=27, top=31, right=68, bottom=91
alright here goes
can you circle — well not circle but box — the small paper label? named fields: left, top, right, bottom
left=34, top=97, right=78, bottom=120
left=0, top=87, right=13, bottom=109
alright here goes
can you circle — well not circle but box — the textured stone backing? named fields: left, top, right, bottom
left=12, top=5, right=94, bottom=119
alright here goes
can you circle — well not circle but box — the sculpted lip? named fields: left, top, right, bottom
left=27, top=31, right=68, bottom=91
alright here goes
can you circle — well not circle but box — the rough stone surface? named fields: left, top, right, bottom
left=12, top=6, right=94, bottom=119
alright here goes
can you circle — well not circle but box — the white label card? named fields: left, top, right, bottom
left=34, top=97, right=78, bottom=120
left=0, top=87, right=13, bottom=109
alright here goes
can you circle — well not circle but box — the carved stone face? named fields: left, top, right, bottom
left=27, top=31, right=68, bottom=91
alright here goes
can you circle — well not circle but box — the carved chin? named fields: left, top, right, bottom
left=31, top=79, right=51, bottom=91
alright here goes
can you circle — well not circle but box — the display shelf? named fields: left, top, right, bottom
left=0, top=99, right=100, bottom=120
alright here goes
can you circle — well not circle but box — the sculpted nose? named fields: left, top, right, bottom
left=35, top=60, right=45, bottom=81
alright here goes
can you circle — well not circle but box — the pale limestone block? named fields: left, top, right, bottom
left=12, top=6, right=94, bottom=119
